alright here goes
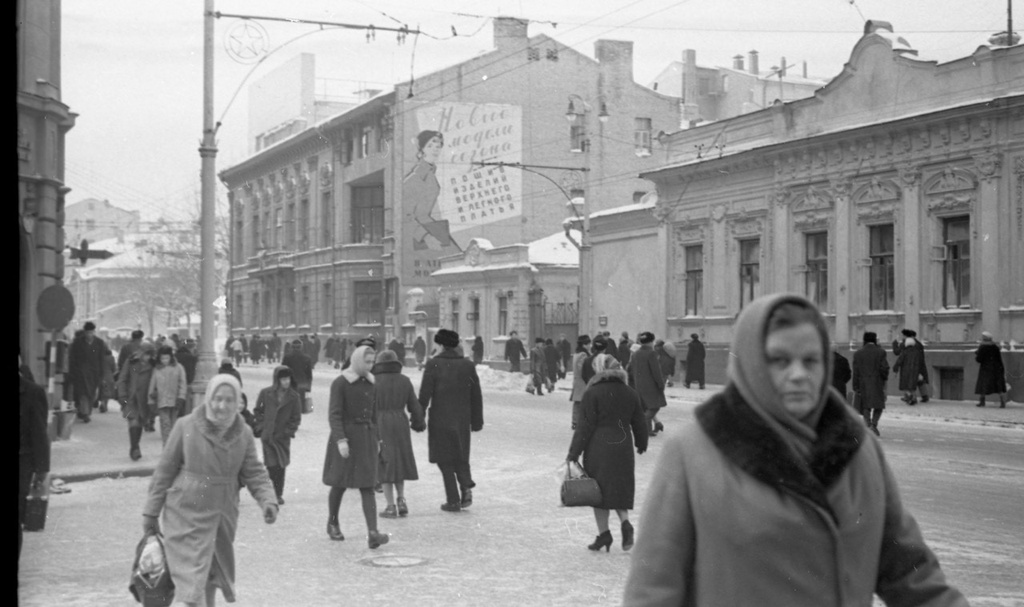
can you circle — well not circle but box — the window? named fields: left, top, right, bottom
left=384, top=278, right=397, bottom=310
left=301, top=285, right=310, bottom=326
left=497, top=295, right=508, bottom=336
left=251, top=293, right=260, bottom=328
left=321, top=192, right=333, bottom=247
left=685, top=245, right=703, bottom=316
left=235, top=218, right=245, bottom=262
left=298, top=199, right=309, bottom=250
left=805, top=232, right=828, bottom=309
left=471, top=298, right=480, bottom=337
left=360, top=126, right=372, bottom=158
left=869, top=224, right=895, bottom=310
left=285, top=203, right=294, bottom=248
left=570, top=125, right=587, bottom=153
left=322, top=283, right=333, bottom=327
left=342, top=132, right=354, bottom=165
left=354, top=281, right=381, bottom=325
left=450, top=298, right=460, bottom=334
left=351, top=185, right=384, bottom=244
left=287, top=287, right=296, bottom=325
left=943, top=216, right=970, bottom=308
left=275, top=288, right=283, bottom=327
left=274, top=208, right=283, bottom=248
left=262, top=211, right=270, bottom=249
left=739, top=239, right=760, bottom=309
left=634, top=118, right=652, bottom=157
left=698, top=76, right=711, bottom=95
left=262, top=290, right=271, bottom=327
left=235, top=295, right=244, bottom=329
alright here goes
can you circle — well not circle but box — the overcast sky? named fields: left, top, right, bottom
left=60, top=0, right=1013, bottom=222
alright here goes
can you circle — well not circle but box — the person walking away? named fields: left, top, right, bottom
left=231, top=336, right=244, bottom=367
left=505, top=330, right=527, bottom=373
left=529, top=338, right=548, bottom=395
left=853, top=331, right=891, bottom=436
left=20, top=367, right=51, bottom=564
left=654, top=339, right=676, bottom=388
left=143, top=374, right=278, bottom=607
left=119, top=344, right=156, bottom=458
left=100, top=344, right=117, bottom=413
left=544, top=338, right=561, bottom=389
left=630, top=332, right=667, bottom=436
left=603, top=331, right=620, bottom=363
left=471, top=335, right=484, bottom=365
left=893, top=329, right=930, bottom=404
left=282, top=339, right=314, bottom=412
left=832, top=345, right=852, bottom=404
left=311, top=333, right=322, bottom=366
left=975, top=331, right=1008, bottom=408
left=253, top=366, right=302, bottom=504
left=556, top=334, right=572, bottom=380
left=388, top=337, right=407, bottom=367
left=582, top=335, right=608, bottom=385
left=618, top=332, right=634, bottom=368
left=418, top=329, right=483, bottom=512
left=570, top=335, right=592, bottom=430
left=249, top=335, right=264, bottom=366
left=622, top=294, right=966, bottom=605
left=117, top=329, right=145, bottom=378
left=148, top=345, right=188, bottom=446
left=322, top=345, right=390, bottom=548
left=68, top=321, right=106, bottom=423
left=372, top=350, right=425, bottom=518
left=238, top=335, right=249, bottom=365
left=176, top=339, right=198, bottom=414
left=413, top=336, right=427, bottom=370
left=684, top=333, right=706, bottom=389
left=567, top=353, right=647, bottom=553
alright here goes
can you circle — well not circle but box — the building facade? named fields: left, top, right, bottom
left=18, top=0, right=76, bottom=381
left=64, top=197, right=140, bottom=245
left=222, top=17, right=680, bottom=346
left=589, top=22, right=1024, bottom=400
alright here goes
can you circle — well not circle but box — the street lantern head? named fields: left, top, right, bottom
left=598, top=102, right=609, bottom=123
left=565, top=100, right=578, bottom=122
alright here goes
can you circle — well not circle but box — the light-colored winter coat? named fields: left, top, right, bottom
left=148, top=361, right=187, bottom=410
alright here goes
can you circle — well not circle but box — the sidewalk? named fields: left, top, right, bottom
left=47, top=371, right=1023, bottom=485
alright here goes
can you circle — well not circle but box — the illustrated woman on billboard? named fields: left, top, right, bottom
left=404, top=130, right=458, bottom=252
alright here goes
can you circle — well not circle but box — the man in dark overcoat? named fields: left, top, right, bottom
left=388, top=337, right=407, bottom=366
left=176, top=340, right=198, bottom=414
left=413, top=336, right=427, bottom=370
left=116, top=329, right=145, bottom=379
left=618, top=331, right=634, bottom=368
left=556, top=334, right=572, bottom=380
left=310, top=333, right=322, bottom=366
left=604, top=331, right=620, bottom=362
left=418, top=329, right=483, bottom=512
left=282, top=339, right=314, bottom=408
left=852, top=331, right=890, bottom=436
left=504, top=330, right=527, bottom=373
left=974, top=331, right=1007, bottom=408
left=630, top=332, right=667, bottom=435
left=582, top=334, right=608, bottom=385
left=832, top=346, right=852, bottom=404
left=543, top=338, right=561, bottom=387
left=684, top=333, right=706, bottom=389
left=68, top=321, right=106, bottom=422
left=654, top=339, right=676, bottom=387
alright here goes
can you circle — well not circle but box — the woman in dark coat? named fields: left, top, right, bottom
left=893, top=330, right=930, bottom=404
left=567, top=353, right=648, bottom=552
left=975, top=332, right=1007, bottom=408
left=373, top=350, right=426, bottom=518
left=471, top=335, right=484, bottom=364
left=418, top=329, right=483, bottom=512
left=322, top=345, right=389, bottom=548
left=253, top=366, right=302, bottom=503
left=684, top=334, right=705, bottom=389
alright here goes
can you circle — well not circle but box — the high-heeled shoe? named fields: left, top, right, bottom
left=326, top=521, right=345, bottom=541
left=588, top=530, right=613, bottom=552
left=368, top=530, right=390, bottom=549
left=621, top=521, right=634, bottom=551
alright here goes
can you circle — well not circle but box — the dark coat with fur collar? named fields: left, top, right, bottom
left=623, top=385, right=966, bottom=606
left=418, top=349, right=483, bottom=465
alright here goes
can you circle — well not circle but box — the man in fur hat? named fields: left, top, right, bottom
left=418, top=329, right=483, bottom=512
left=853, top=332, right=890, bottom=436
left=630, top=332, right=667, bottom=436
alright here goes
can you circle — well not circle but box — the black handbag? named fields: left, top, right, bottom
left=561, top=461, right=602, bottom=507
left=23, top=495, right=48, bottom=532
left=129, top=532, right=175, bottom=607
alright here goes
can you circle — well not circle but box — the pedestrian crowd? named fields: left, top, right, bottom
left=30, top=293, right=1014, bottom=604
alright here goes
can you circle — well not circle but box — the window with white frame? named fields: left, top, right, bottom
left=869, top=224, right=895, bottom=311
left=739, top=239, right=760, bottom=309
left=684, top=245, right=703, bottom=316
left=354, top=281, right=381, bottom=325
left=805, top=232, right=828, bottom=310
left=942, top=216, right=970, bottom=308
left=450, top=298, right=460, bottom=334
left=570, top=125, right=587, bottom=152
left=634, top=118, right=652, bottom=156
left=497, top=295, right=508, bottom=335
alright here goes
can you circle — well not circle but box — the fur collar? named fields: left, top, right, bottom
left=586, top=368, right=628, bottom=389
left=371, top=360, right=403, bottom=375
left=340, top=368, right=375, bottom=384
left=434, top=349, right=463, bottom=359
left=192, top=405, right=246, bottom=446
left=695, top=385, right=864, bottom=523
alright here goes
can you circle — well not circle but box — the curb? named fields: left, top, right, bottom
left=55, top=466, right=156, bottom=485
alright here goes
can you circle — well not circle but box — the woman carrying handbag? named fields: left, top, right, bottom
left=566, top=353, right=648, bottom=552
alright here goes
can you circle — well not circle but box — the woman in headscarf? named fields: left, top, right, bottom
left=566, top=353, right=648, bottom=553
left=148, top=345, right=188, bottom=446
left=253, top=366, right=303, bottom=504
left=622, top=293, right=966, bottom=606
left=372, top=349, right=425, bottom=518
left=322, top=345, right=390, bottom=549
left=142, top=374, right=278, bottom=607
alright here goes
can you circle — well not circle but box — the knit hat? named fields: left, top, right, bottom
left=638, top=331, right=655, bottom=345
left=434, top=329, right=460, bottom=348
left=375, top=349, right=398, bottom=364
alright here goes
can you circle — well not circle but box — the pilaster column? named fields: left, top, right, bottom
left=831, top=177, right=853, bottom=343
left=974, top=150, right=1003, bottom=335
left=898, top=165, right=922, bottom=333
left=770, top=186, right=790, bottom=293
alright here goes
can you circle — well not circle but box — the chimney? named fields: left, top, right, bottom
left=748, top=50, right=759, bottom=75
left=802, top=61, right=807, bottom=79
left=779, top=57, right=787, bottom=77
left=681, top=49, right=699, bottom=127
left=493, top=16, right=529, bottom=52
left=732, top=55, right=744, bottom=70
left=595, top=40, right=634, bottom=87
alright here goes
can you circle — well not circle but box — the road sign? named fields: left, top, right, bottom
left=36, top=284, right=75, bottom=330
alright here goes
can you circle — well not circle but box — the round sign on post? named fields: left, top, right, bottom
left=36, top=284, right=76, bottom=331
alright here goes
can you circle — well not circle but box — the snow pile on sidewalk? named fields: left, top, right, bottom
left=475, top=365, right=534, bottom=392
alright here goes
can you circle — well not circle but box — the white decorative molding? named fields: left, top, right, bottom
left=792, top=184, right=833, bottom=212
left=853, top=177, right=900, bottom=204
left=926, top=193, right=975, bottom=216
left=973, top=150, right=1003, bottom=183
left=728, top=217, right=764, bottom=238
left=793, top=210, right=832, bottom=230
left=924, top=167, right=975, bottom=195
left=855, top=202, right=896, bottom=224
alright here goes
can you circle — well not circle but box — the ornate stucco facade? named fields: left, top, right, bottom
left=589, top=23, right=1024, bottom=399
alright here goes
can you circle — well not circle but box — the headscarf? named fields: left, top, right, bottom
left=726, top=293, right=833, bottom=462
left=203, top=373, right=243, bottom=428
left=341, top=345, right=375, bottom=383
left=272, top=365, right=292, bottom=391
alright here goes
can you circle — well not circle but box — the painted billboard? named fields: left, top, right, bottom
left=402, top=102, right=522, bottom=281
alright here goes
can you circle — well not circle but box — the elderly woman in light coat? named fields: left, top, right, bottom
left=622, top=293, right=966, bottom=606
left=142, top=374, right=278, bottom=607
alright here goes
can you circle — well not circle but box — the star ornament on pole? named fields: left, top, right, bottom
left=224, top=19, right=269, bottom=64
